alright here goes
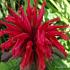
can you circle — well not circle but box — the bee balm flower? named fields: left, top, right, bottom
left=0, top=0, right=69, bottom=70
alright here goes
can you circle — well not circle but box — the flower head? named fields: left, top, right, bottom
left=0, top=0, right=69, bottom=70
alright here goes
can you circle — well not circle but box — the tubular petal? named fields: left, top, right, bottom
left=13, top=33, right=29, bottom=40
left=36, top=47, right=45, bottom=70
left=44, top=25, right=68, bottom=31
left=20, top=41, right=32, bottom=69
left=8, top=7, right=19, bottom=18
left=49, top=31, right=69, bottom=40
left=50, top=37, right=67, bottom=57
left=5, top=15, right=26, bottom=31
left=26, top=1, right=32, bottom=23
left=0, top=30, right=19, bottom=37
left=45, top=46, right=52, bottom=59
left=1, top=38, right=14, bottom=50
left=19, top=6, right=32, bottom=33
left=12, top=40, right=24, bottom=57
left=37, top=1, right=46, bottom=27
left=32, top=7, right=37, bottom=27
left=0, top=20, right=21, bottom=32
left=43, top=17, right=60, bottom=29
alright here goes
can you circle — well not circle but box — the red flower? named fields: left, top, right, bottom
left=0, top=0, right=69, bottom=70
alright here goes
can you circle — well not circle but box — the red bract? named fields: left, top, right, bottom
left=0, top=0, right=69, bottom=70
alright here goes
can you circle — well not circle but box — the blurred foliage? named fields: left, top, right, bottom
left=0, top=0, right=70, bottom=70
left=0, top=58, right=20, bottom=70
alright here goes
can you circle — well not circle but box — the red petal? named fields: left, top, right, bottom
left=13, top=33, right=29, bottom=40
left=5, top=15, right=15, bottom=22
left=29, top=53, right=34, bottom=65
left=0, top=30, right=19, bottom=37
left=44, top=39, right=52, bottom=59
left=19, top=6, right=32, bottom=33
left=12, top=39, right=24, bottom=57
left=26, top=1, right=32, bottom=23
left=1, top=38, right=14, bottom=50
left=0, top=20, right=21, bottom=32
left=5, top=15, right=25, bottom=31
left=36, top=47, right=45, bottom=70
left=44, top=25, right=68, bottom=31
left=49, top=31, right=69, bottom=40
left=50, top=36, right=67, bottom=57
left=7, top=8, right=25, bottom=31
left=34, top=0, right=37, bottom=5
left=27, top=0, right=30, bottom=6
left=8, top=7, right=18, bottom=18
left=36, top=25, right=46, bottom=53
left=20, top=41, right=32, bottom=69
left=46, top=17, right=60, bottom=25
left=32, top=7, right=37, bottom=27
left=45, top=38, right=52, bottom=46
left=44, top=45, right=52, bottom=59
left=37, top=1, right=46, bottom=27
left=43, top=17, right=60, bottom=30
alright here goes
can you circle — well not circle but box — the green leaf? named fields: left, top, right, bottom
left=0, top=58, right=20, bottom=70
left=46, top=54, right=70, bottom=70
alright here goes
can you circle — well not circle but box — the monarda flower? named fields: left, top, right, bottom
left=0, top=0, right=69, bottom=70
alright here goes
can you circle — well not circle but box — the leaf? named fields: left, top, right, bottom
left=46, top=54, right=70, bottom=70
left=0, top=58, right=20, bottom=70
